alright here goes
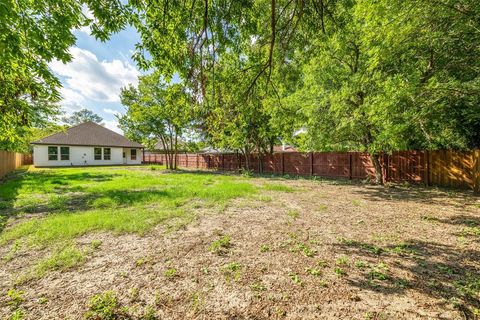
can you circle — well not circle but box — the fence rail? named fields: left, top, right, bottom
left=0, top=150, right=32, bottom=179
left=144, top=150, right=480, bottom=192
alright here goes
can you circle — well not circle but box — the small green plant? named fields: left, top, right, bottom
left=222, top=262, right=242, bottom=282
left=209, top=235, right=232, bottom=255
left=164, top=268, right=177, bottom=279
left=290, top=242, right=316, bottom=257
left=306, top=268, right=321, bottom=277
left=129, top=287, right=140, bottom=302
left=84, top=291, right=125, bottom=320
left=336, top=256, right=349, bottom=266
left=317, top=259, right=328, bottom=268
left=91, top=240, right=102, bottom=250
left=288, top=272, right=302, bottom=285
left=287, top=209, right=300, bottom=220
left=368, top=263, right=389, bottom=281
left=318, top=204, right=328, bottom=211
left=141, top=305, right=157, bottom=320
left=260, top=244, right=270, bottom=252
left=355, top=260, right=368, bottom=269
left=334, top=267, right=347, bottom=277
left=3, top=240, right=21, bottom=262
left=9, top=309, right=24, bottom=320
left=318, top=279, right=328, bottom=287
left=32, top=246, right=86, bottom=278
left=251, top=281, right=267, bottom=292
left=351, top=199, right=361, bottom=206
left=7, top=288, right=25, bottom=308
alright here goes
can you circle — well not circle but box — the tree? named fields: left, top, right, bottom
left=119, top=72, right=193, bottom=170
left=0, top=0, right=129, bottom=148
left=279, top=0, right=480, bottom=183
left=62, top=109, right=104, bottom=126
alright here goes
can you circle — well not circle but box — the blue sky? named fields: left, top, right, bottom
left=49, top=26, right=142, bottom=133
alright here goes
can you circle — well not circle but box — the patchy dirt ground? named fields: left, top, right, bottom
left=1, top=174, right=480, bottom=319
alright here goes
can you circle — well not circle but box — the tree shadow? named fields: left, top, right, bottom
left=348, top=184, right=478, bottom=207
left=334, top=238, right=480, bottom=317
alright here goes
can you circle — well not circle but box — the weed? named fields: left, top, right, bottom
left=454, top=273, right=480, bottom=300
left=91, top=240, right=102, bottom=250
left=263, top=184, right=295, bottom=192
left=84, top=291, right=125, bottom=320
left=351, top=199, right=361, bottom=206
left=38, top=297, right=48, bottom=304
left=287, top=209, right=300, bottom=220
left=336, top=256, right=349, bottom=266
left=394, top=278, right=410, bottom=289
left=368, top=263, right=389, bottom=281
left=460, top=226, right=480, bottom=237
left=317, top=259, right=328, bottom=268
left=164, top=268, right=177, bottom=279
left=334, top=267, right=347, bottom=277
left=355, top=260, right=368, bottom=269
left=260, top=244, right=270, bottom=252
left=290, top=242, right=316, bottom=257
left=9, top=309, right=24, bottom=320
left=209, top=235, right=232, bottom=255
left=288, top=272, right=302, bottom=285
left=318, top=279, right=328, bottom=287
left=387, top=242, right=418, bottom=256
left=306, top=268, right=321, bottom=277
left=129, top=287, right=140, bottom=302
left=25, top=246, right=86, bottom=281
left=251, top=281, right=267, bottom=292
left=318, top=204, right=328, bottom=211
left=222, top=262, right=242, bottom=282
left=7, top=288, right=25, bottom=308
left=141, top=305, right=157, bottom=320
left=3, top=240, right=21, bottom=262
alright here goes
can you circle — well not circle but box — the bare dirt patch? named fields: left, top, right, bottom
left=1, top=177, right=480, bottom=319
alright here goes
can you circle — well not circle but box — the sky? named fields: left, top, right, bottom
left=48, top=26, right=142, bottom=134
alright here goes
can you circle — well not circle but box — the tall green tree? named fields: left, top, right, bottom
left=119, top=72, right=193, bottom=170
left=280, top=0, right=480, bottom=183
left=0, top=0, right=129, bottom=148
left=62, top=109, right=104, bottom=126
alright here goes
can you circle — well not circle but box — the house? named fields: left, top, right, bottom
left=31, top=122, right=143, bottom=167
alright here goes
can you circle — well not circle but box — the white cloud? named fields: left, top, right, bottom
left=103, top=108, right=119, bottom=115
left=49, top=47, right=139, bottom=103
left=104, top=119, right=123, bottom=134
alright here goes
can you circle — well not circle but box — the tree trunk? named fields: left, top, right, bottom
left=159, top=136, right=170, bottom=169
left=371, top=153, right=383, bottom=185
left=173, top=133, right=178, bottom=170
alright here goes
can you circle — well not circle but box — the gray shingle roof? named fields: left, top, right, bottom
left=31, top=122, right=143, bottom=148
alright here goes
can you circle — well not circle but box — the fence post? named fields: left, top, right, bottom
left=349, top=153, right=353, bottom=180
left=425, top=150, right=429, bottom=187
left=222, top=154, right=225, bottom=171
left=310, top=152, right=314, bottom=176
left=186, top=154, right=188, bottom=168
left=196, top=154, right=199, bottom=169
left=474, top=150, right=480, bottom=194
left=281, top=152, right=285, bottom=175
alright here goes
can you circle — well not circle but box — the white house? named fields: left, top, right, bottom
left=31, top=122, right=144, bottom=167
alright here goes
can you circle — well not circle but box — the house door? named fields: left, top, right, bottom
left=123, top=151, right=127, bottom=164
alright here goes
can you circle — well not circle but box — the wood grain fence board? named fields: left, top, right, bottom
left=142, top=150, right=479, bottom=192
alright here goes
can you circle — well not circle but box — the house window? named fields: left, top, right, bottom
left=60, top=147, right=70, bottom=160
left=48, top=146, right=58, bottom=161
left=94, top=148, right=102, bottom=160
left=131, top=149, right=137, bottom=160
left=103, top=148, right=111, bottom=160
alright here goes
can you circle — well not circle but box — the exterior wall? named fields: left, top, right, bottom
left=33, top=145, right=142, bottom=167
left=124, top=148, right=142, bottom=165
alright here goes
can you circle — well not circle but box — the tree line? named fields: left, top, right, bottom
left=1, top=0, right=479, bottom=182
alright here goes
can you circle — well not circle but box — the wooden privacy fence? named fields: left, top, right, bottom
left=0, top=150, right=32, bottom=179
left=143, top=150, right=480, bottom=192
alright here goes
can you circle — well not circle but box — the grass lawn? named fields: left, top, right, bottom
left=1, top=166, right=480, bottom=319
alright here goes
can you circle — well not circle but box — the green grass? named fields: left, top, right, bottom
left=262, top=183, right=296, bottom=192
left=0, top=167, right=259, bottom=279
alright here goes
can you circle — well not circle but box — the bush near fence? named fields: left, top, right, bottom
left=144, top=150, right=480, bottom=192
left=0, top=150, right=32, bottom=179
